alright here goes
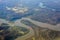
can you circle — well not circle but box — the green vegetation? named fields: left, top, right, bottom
left=0, top=23, right=29, bottom=40
left=21, top=20, right=60, bottom=40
